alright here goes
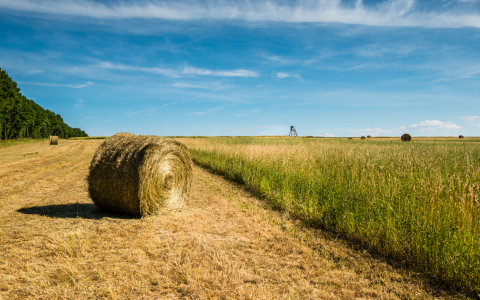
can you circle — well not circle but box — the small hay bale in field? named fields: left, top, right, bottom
left=49, top=136, right=58, bottom=145
left=459, top=135, right=465, bottom=139
left=348, top=137, right=353, bottom=140
left=88, top=133, right=193, bottom=216
left=401, top=133, right=412, bottom=142
left=361, top=136, right=366, bottom=140
left=367, top=135, right=372, bottom=138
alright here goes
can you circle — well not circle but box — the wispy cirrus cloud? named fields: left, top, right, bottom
left=74, top=98, right=85, bottom=109
left=183, top=67, right=258, bottom=78
left=99, top=62, right=258, bottom=78
left=19, top=81, right=94, bottom=88
left=126, top=102, right=177, bottom=117
left=275, top=72, right=301, bottom=79
left=172, top=82, right=211, bottom=89
left=408, top=120, right=461, bottom=130
left=190, top=106, right=223, bottom=116
left=99, top=62, right=179, bottom=78
left=81, top=115, right=95, bottom=123
left=2, top=0, right=480, bottom=28
left=460, top=115, right=479, bottom=122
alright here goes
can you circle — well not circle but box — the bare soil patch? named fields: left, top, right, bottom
left=0, top=140, right=468, bottom=299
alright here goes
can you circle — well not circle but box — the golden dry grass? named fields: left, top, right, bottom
left=0, top=140, right=470, bottom=299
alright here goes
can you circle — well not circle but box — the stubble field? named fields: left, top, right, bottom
left=0, top=138, right=476, bottom=299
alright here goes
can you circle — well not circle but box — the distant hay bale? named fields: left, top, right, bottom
left=348, top=137, right=353, bottom=140
left=367, top=135, right=372, bottom=138
left=49, top=136, right=58, bottom=145
left=361, top=136, right=366, bottom=140
left=401, top=133, right=412, bottom=142
left=459, top=135, right=465, bottom=139
left=87, top=133, right=193, bottom=217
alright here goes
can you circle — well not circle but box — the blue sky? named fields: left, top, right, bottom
left=1, top=0, right=480, bottom=137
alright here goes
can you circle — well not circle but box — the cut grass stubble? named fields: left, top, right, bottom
left=180, top=137, right=480, bottom=294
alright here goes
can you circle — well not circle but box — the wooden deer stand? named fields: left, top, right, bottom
left=287, top=126, right=298, bottom=137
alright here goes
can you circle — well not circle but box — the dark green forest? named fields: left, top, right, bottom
left=0, top=68, right=88, bottom=139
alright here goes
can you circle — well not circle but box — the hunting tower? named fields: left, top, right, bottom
left=287, top=126, right=298, bottom=137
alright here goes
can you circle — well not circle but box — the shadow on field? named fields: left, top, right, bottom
left=17, top=203, right=135, bottom=220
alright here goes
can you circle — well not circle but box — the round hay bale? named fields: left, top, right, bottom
left=87, top=133, right=193, bottom=216
left=360, top=136, right=366, bottom=140
left=49, top=136, right=58, bottom=145
left=348, top=137, right=353, bottom=140
left=367, top=135, right=372, bottom=138
left=459, top=135, right=464, bottom=139
left=401, top=133, right=412, bottom=142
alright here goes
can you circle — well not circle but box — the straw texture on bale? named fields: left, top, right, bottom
left=88, top=133, right=192, bottom=216
left=49, top=136, right=58, bottom=145
left=459, top=135, right=465, bottom=139
left=367, top=135, right=372, bottom=138
left=401, top=133, right=412, bottom=142
left=361, top=136, right=366, bottom=140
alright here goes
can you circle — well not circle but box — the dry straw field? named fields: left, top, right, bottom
left=0, top=137, right=476, bottom=299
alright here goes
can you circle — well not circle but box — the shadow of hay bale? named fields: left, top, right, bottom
left=17, top=203, right=134, bottom=220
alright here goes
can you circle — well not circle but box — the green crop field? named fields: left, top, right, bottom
left=180, top=137, right=480, bottom=294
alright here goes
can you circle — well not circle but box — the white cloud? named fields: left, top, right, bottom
left=460, top=115, right=479, bottom=122
left=2, top=0, right=480, bottom=28
left=173, top=82, right=210, bottom=89
left=19, top=81, right=94, bottom=88
left=99, top=62, right=179, bottom=77
left=325, top=133, right=335, bottom=137
left=355, top=44, right=416, bottom=58
left=276, top=72, right=301, bottom=79
left=183, top=67, right=258, bottom=78
left=408, top=120, right=462, bottom=130
left=276, top=72, right=291, bottom=79
left=74, top=98, right=84, bottom=109
left=99, top=62, right=258, bottom=78
left=349, top=128, right=394, bottom=136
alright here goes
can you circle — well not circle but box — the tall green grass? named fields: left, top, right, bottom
left=182, top=137, right=480, bottom=293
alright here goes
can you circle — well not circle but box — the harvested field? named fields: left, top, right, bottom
left=0, top=140, right=472, bottom=299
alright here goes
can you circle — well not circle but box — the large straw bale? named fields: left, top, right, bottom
left=360, top=136, right=366, bottom=140
left=459, top=135, right=465, bottom=139
left=50, top=136, right=58, bottom=145
left=401, top=133, right=412, bottom=142
left=88, top=133, right=192, bottom=216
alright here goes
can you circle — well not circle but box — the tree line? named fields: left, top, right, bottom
left=0, top=68, right=88, bottom=139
